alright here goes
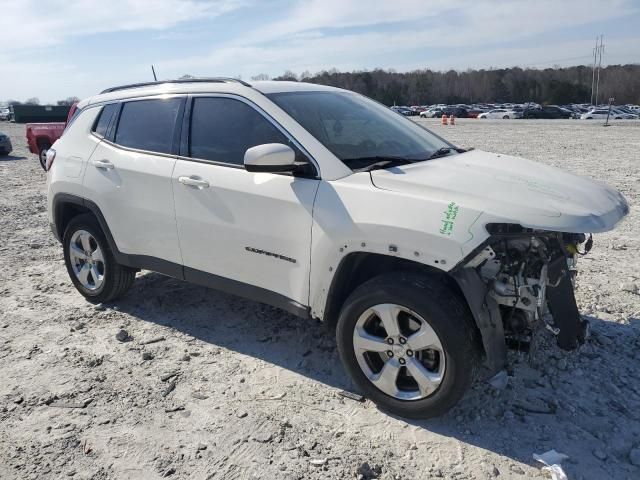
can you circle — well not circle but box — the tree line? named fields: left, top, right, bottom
left=3, top=97, right=79, bottom=107
left=263, top=64, right=640, bottom=106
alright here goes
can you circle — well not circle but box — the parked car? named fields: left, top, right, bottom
left=522, top=106, right=572, bottom=119
left=610, top=108, right=639, bottom=119
left=579, top=108, right=638, bottom=120
left=478, top=109, right=518, bottom=119
left=390, top=106, right=417, bottom=116
left=0, top=131, right=12, bottom=155
left=419, top=108, right=442, bottom=118
left=422, top=107, right=469, bottom=119
left=26, top=103, right=78, bottom=169
left=47, top=78, right=628, bottom=419
left=464, top=108, right=484, bottom=118
left=0, top=107, right=12, bottom=121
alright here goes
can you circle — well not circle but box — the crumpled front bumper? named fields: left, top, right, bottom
left=546, top=255, right=589, bottom=350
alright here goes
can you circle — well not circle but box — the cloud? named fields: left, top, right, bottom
left=157, top=0, right=639, bottom=78
left=0, top=0, right=244, bottom=53
left=2, top=0, right=639, bottom=101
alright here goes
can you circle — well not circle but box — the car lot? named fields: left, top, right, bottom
left=402, top=102, right=640, bottom=120
left=1, top=119, right=639, bottom=479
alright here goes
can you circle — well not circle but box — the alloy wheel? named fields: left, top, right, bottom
left=69, top=230, right=105, bottom=290
left=39, top=149, right=47, bottom=169
left=352, top=303, right=445, bottom=401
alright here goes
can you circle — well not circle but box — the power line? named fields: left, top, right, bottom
left=518, top=54, right=594, bottom=68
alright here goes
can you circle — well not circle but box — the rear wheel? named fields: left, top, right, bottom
left=503, top=115, right=510, bottom=119
left=336, top=272, right=478, bottom=419
left=63, top=214, right=136, bottom=303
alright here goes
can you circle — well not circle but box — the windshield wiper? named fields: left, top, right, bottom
left=342, top=155, right=416, bottom=172
left=427, top=147, right=455, bottom=159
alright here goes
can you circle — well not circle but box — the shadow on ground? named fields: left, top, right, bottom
left=112, top=271, right=640, bottom=478
left=0, top=154, right=28, bottom=162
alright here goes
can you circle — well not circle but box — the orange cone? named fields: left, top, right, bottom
left=441, top=114, right=448, bottom=125
left=449, top=114, right=455, bottom=125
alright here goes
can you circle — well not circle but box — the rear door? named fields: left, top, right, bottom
left=82, top=97, right=185, bottom=267
left=171, top=95, right=319, bottom=311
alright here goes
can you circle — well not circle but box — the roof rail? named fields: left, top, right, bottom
left=100, top=77, right=252, bottom=94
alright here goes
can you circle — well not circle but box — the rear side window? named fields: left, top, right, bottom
left=93, top=104, right=118, bottom=137
left=189, top=97, right=288, bottom=165
left=115, top=98, right=182, bottom=154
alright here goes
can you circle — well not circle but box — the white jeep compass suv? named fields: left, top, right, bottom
left=46, top=78, right=629, bottom=418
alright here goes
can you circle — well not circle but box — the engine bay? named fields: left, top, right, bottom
left=465, top=225, right=592, bottom=353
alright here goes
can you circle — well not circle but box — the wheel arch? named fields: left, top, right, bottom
left=321, top=251, right=464, bottom=324
left=52, top=194, right=119, bottom=256
left=320, top=251, right=506, bottom=376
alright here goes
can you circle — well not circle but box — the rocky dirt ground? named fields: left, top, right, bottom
left=1, top=118, right=639, bottom=480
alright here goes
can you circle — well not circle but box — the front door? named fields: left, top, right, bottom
left=172, top=96, right=319, bottom=312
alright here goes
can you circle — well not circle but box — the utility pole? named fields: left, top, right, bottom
left=595, top=35, right=604, bottom=106
left=590, top=37, right=598, bottom=105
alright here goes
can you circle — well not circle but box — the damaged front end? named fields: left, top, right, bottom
left=453, top=223, right=592, bottom=375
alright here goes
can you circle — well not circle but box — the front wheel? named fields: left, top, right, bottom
left=63, top=214, right=136, bottom=303
left=503, top=115, right=510, bottom=119
left=336, top=272, right=478, bottom=419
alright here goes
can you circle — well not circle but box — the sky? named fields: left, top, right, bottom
left=2, top=0, right=639, bottom=103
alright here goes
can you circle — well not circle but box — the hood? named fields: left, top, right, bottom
left=370, top=150, right=629, bottom=233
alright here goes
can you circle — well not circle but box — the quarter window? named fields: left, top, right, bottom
left=115, top=98, right=182, bottom=154
left=93, top=104, right=118, bottom=137
left=189, top=97, right=289, bottom=165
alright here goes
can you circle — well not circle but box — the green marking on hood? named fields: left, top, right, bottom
left=439, top=202, right=459, bottom=236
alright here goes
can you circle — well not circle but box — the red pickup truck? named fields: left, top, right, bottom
left=26, top=103, right=78, bottom=170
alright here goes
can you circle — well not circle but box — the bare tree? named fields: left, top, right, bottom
left=25, top=97, right=40, bottom=105
left=57, top=96, right=80, bottom=106
left=273, top=70, right=298, bottom=81
left=251, top=73, right=270, bottom=81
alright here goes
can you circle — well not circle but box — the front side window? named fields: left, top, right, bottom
left=268, top=91, right=452, bottom=171
left=93, top=103, right=118, bottom=137
left=115, top=98, right=182, bottom=154
left=189, top=97, right=290, bottom=165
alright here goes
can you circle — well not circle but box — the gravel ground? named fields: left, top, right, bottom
left=1, top=118, right=639, bottom=480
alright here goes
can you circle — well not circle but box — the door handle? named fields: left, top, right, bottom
left=178, top=176, right=210, bottom=189
left=92, top=159, right=114, bottom=170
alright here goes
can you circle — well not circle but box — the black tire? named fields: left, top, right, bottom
left=63, top=213, right=135, bottom=303
left=336, top=272, right=478, bottom=419
left=503, top=115, right=509, bottom=119
left=38, top=142, right=51, bottom=170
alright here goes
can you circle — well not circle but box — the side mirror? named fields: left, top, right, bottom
left=244, top=143, right=296, bottom=173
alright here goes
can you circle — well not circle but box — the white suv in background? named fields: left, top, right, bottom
left=46, top=78, right=628, bottom=418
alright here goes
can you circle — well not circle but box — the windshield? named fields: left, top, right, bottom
left=267, top=90, right=454, bottom=170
